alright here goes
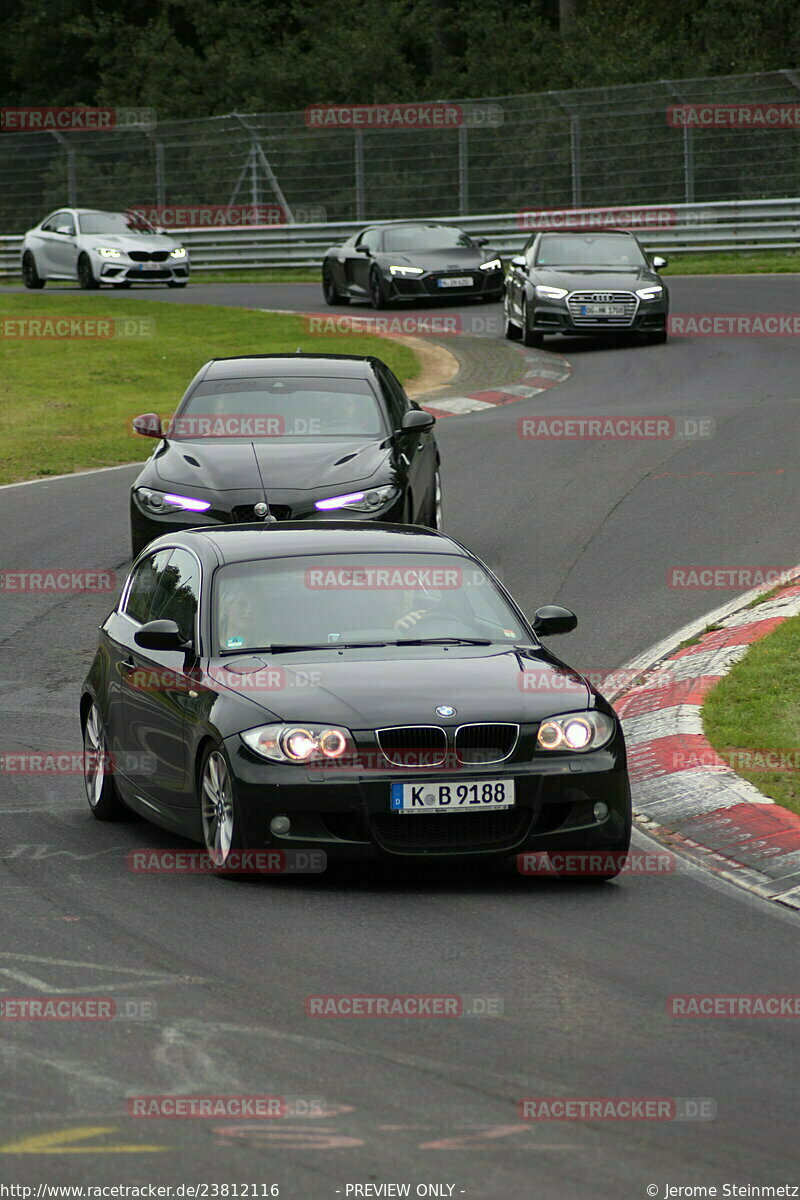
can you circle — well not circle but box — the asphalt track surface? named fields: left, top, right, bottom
left=1, top=276, right=799, bottom=1195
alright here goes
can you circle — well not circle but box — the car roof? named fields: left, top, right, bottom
left=201, top=354, right=381, bottom=380
left=536, top=228, right=638, bottom=237
left=160, top=522, right=470, bottom=566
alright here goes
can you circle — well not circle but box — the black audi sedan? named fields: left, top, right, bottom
left=322, top=221, right=504, bottom=308
left=81, top=524, right=631, bottom=879
left=504, top=230, right=669, bottom=347
left=129, top=353, right=440, bottom=557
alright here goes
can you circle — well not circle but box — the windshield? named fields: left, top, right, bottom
left=172, top=376, right=385, bottom=440
left=79, top=211, right=157, bottom=235
left=213, top=553, right=524, bottom=652
left=382, top=226, right=475, bottom=253
left=535, top=234, right=646, bottom=268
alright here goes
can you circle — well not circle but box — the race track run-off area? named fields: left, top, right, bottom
left=0, top=274, right=799, bottom=1194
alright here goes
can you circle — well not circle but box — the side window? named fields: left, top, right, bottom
left=123, top=550, right=173, bottom=624
left=53, top=212, right=75, bottom=236
left=358, top=229, right=381, bottom=253
left=525, top=236, right=538, bottom=265
left=40, top=214, right=59, bottom=233
left=378, top=366, right=407, bottom=428
left=150, top=550, right=200, bottom=643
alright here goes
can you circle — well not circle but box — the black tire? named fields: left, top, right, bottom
left=78, top=253, right=99, bottom=290
left=423, top=469, right=443, bottom=530
left=522, top=302, right=544, bottom=348
left=22, top=252, right=45, bottom=289
left=198, top=742, right=249, bottom=879
left=369, top=266, right=391, bottom=310
left=648, top=329, right=668, bottom=344
left=322, top=261, right=350, bottom=306
left=83, top=701, right=131, bottom=821
left=167, top=281, right=188, bottom=289
left=504, top=313, right=522, bottom=341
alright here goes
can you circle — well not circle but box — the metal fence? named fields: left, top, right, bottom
left=2, top=198, right=799, bottom=277
left=2, top=70, right=800, bottom=236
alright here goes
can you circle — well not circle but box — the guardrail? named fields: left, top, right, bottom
left=2, top=198, right=799, bottom=279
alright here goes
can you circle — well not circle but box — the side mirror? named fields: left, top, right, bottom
left=355, top=245, right=372, bottom=255
left=509, top=255, right=526, bottom=270
left=652, top=255, right=668, bottom=269
left=133, top=413, right=163, bottom=438
left=532, top=605, right=578, bottom=637
left=397, top=409, right=436, bottom=437
left=474, top=236, right=488, bottom=247
left=134, top=619, right=190, bottom=652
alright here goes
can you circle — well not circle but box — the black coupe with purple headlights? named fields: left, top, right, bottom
left=81, top=524, right=631, bottom=880
left=129, top=353, right=440, bottom=558
left=322, top=222, right=504, bottom=308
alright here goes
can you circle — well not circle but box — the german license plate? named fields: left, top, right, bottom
left=438, top=276, right=472, bottom=288
left=581, top=303, right=625, bottom=315
left=138, top=263, right=159, bottom=271
left=390, top=779, right=515, bottom=812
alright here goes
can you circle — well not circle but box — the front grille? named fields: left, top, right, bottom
left=567, top=291, right=638, bottom=327
left=371, top=808, right=531, bottom=851
left=376, top=726, right=447, bottom=768
left=455, top=723, right=519, bottom=765
left=126, top=268, right=170, bottom=280
left=129, top=250, right=170, bottom=263
left=231, top=504, right=292, bottom=522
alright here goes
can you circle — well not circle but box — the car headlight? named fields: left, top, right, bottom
left=241, top=724, right=352, bottom=763
left=636, top=286, right=663, bottom=300
left=315, top=485, right=400, bottom=512
left=170, top=247, right=187, bottom=259
left=98, top=248, right=122, bottom=258
left=135, top=487, right=211, bottom=515
left=536, top=711, right=615, bottom=753
left=389, top=265, right=424, bottom=276
left=535, top=285, right=568, bottom=300
left=479, top=258, right=502, bottom=271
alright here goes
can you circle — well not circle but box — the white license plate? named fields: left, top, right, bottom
left=438, top=276, right=472, bottom=288
left=138, top=263, right=160, bottom=271
left=390, top=779, right=515, bottom=812
left=581, top=303, right=625, bottom=315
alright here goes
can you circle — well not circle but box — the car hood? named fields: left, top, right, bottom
left=82, top=233, right=183, bottom=252
left=151, top=437, right=389, bottom=493
left=211, top=646, right=592, bottom=727
left=377, top=247, right=497, bottom=271
left=531, top=267, right=662, bottom=291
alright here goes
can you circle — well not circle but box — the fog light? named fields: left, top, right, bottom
left=270, top=815, right=291, bottom=835
left=593, top=802, right=609, bottom=822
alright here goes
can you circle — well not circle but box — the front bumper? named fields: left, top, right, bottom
left=130, top=487, right=408, bottom=553
left=385, top=267, right=504, bottom=302
left=529, top=295, right=668, bottom=337
left=224, top=731, right=630, bottom=862
left=97, top=254, right=190, bottom=284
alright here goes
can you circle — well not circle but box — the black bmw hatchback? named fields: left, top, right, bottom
left=81, top=524, right=631, bottom=879
left=129, top=354, right=440, bottom=557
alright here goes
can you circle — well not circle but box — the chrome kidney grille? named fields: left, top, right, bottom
left=455, top=723, right=519, bottom=764
left=567, top=291, right=638, bottom=327
left=376, top=726, right=448, bottom=768
left=376, top=723, right=518, bottom=768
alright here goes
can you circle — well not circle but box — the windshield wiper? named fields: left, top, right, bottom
left=391, top=637, right=493, bottom=646
left=220, top=641, right=389, bottom=655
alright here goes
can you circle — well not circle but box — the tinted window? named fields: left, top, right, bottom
left=40, top=214, right=59, bottom=233
left=151, top=550, right=200, bottom=642
left=78, top=211, right=156, bottom=235
left=379, top=366, right=407, bottom=428
left=382, top=226, right=474, bottom=252
left=124, top=550, right=174, bottom=624
left=53, top=212, right=75, bottom=236
left=535, top=234, right=646, bottom=267
left=358, top=229, right=381, bottom=252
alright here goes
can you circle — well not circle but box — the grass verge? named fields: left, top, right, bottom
left=703, top=611, right=800, bottom=816
left=0, top=295, right=419, bottom=485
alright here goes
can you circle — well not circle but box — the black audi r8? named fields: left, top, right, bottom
left=129, top=353, right=440, bottom=558
left=504, top=229, right=669, bottom=347
left=322, top=222, right=504, bottom=308
left=81, top=523, right=631, bottom=880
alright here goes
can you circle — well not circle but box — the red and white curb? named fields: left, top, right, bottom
left=421, top=348, right=571, bottom=419
left=608, top=573, right=800, bottom=909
